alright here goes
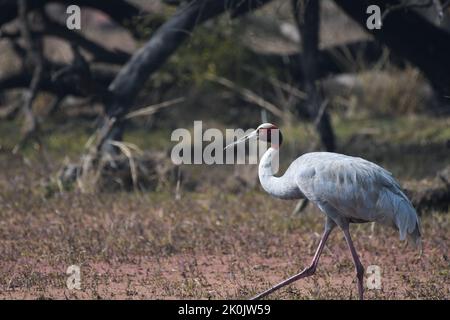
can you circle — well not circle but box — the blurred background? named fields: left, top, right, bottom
left=0, top=0, right=448, bottom=299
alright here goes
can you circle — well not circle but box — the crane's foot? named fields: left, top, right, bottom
left=250, top=266, right=315, bottom=300
left=250, top=223, right=334, bottom=300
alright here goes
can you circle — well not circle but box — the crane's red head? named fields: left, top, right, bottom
left=257, top=123, right=283, bottom=148
left=223, top=123, right=283, bottom=150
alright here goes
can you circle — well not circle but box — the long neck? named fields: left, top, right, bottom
left=258, top=147, right=301, bottom=200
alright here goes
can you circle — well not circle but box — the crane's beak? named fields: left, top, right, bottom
left=224, top=130, right=257, bottom=150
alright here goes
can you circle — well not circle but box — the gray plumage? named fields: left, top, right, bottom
left=226, top=123, right=421, bottom=299
left=259, top=149, right=422, bottom=247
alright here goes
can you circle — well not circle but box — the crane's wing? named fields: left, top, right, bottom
left=294, top=152, right=421, bottom=246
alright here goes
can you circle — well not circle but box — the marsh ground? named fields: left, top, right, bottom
left=0, top=115, right=448, bottom=299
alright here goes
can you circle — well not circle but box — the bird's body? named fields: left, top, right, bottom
left=259, top=149, right=421, bottom=246
left=225, top=123, right=421, bottom=300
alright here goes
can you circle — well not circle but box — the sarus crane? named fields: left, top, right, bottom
left=224, top=123, right=421, bottom=300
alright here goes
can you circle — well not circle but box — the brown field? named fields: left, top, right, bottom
left=1, top=0, right=450, bottom=301
left=0, top=119, right=449, bottom=300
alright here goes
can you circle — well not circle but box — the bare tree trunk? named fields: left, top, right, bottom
left=66, top=0, right=273, bottom=188
left=92, top=0, right=273, bottom=155
left=15, top=0, right=45, bottom=150
left=293, top=0, right=335, bottom=151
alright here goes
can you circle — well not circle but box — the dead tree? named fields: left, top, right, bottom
left=14, top=0, right=45, bottom=149
left=2, top=0, right=450, bottom=190
left=61, top=0, right=274, bottom=188
left=292, top=0, right=335, bottom=151
left=0, top=0, right=145, bottom=124
left=90, top=0, right=273, bottom=151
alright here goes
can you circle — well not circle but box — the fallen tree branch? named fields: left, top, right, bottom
left=0, top=19, right=131, bottom=65
left=124, top=97, right=185, bottom=120
left=106, top=0, right=274, bottom=118
left=0, top=63, right=117, bottom=97
left=206, top=75, right=288, bottom=119
left=62, top=0, right=274, bottom=192
left=0, top=0, right=163, bottom=36
left=15, top=0, right=44, bottom=149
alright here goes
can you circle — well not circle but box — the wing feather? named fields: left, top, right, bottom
left=291, top=152, right=421, bottom=245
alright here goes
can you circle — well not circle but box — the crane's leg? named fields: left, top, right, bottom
left=251, top=219, right=335, bottom=300
left=342, top=226, right=365, bottom=300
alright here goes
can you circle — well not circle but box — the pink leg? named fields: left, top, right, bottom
left=342, top=227, right=365, bottom=300
left=251, top=224, right=334, bottom=300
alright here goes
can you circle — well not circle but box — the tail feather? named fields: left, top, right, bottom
left=395, top=196, right=421, bottom=249
left=381, top=188, right=421, bottom=250
left=407, top=221, right=422, bottom=252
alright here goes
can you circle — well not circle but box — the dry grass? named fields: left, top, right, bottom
left=0, top=152, right=448, bottom=299
left=0, top=107, right=448, bottom=299
left=0, top=0, right=448, bottom=300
